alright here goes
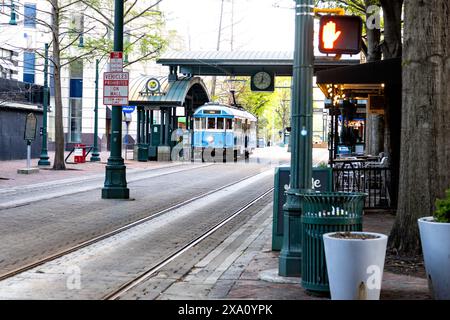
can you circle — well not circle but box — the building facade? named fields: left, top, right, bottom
left=0, top=0, right=168, bottom=159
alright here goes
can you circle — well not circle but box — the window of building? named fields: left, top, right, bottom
left=24, top=3, right=36, bottom=28
left=71, top=14, right=84, bottom=47
left=49, top=61, right=55, bottom=96
left=69, top=60, right=83, bottom=142
left=23, top=51, right=35, bottom=83
left=69, top=99, right=82, bottom=142
left=69, top=59, right=83, bottom=97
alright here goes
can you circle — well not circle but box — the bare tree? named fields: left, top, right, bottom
left=1, top=0, right=167, bottom=169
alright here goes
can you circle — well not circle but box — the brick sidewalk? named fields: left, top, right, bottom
left=223, top=212, right=432, bottom=300
left=0, top=151, right=175, bottom=189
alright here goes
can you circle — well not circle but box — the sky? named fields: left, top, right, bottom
left=160, top=0, right=296, bottom=51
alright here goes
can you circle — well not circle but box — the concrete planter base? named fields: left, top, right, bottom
left=323, top=232, right=388, bottom=300
left=418, top=217, right=450, bottom=300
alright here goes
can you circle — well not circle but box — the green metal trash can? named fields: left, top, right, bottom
left=299, top=191, right=367, bottom=292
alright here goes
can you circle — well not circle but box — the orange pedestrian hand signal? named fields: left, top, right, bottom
left=318, top=15, right=362, bottom=55
left=322, top=21, right=341, bottom=49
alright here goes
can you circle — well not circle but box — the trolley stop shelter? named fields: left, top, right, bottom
left=129, top=51, right=360, bottom=161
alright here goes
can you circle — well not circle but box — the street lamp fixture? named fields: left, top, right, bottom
left=38, top=43, right=51, bottom=166
left=1, top=1, right=17, bottom=25
left=278, top=0, right=314, bottom=277
left=90, top=59, right=101, bottom=162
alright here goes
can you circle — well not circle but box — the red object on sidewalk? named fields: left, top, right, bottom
left=74, top=144, right=86, bottom=163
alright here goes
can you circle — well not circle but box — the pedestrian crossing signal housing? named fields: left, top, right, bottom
left=318, top=15, right=362, bottom=55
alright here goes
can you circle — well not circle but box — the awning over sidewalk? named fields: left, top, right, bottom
left=316, top=58, right=401, bottom=99
left=316, top=58, right=401, bottom=85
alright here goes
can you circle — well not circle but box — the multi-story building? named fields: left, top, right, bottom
left=0, top=0, right=168, bottom=159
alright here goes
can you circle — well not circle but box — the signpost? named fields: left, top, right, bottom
left=103, top=71, right=129, bottom=106
left=18, top=113, right=39, bottom=174
left=273, top=166, right=332, bottom=250
left=101, top=0, right=130, bottom=200
left=109, top=51, right=123, bottom=72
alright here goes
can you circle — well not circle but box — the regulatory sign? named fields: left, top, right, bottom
left=110, top=51, right=123, bottom=72
left=24, top=113, right=37, bottom=141
left=122, top=105, right=136, bottom=113
left=103, top=72, right=129, bottom=106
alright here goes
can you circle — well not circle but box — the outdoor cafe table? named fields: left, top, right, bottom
left=332, top=156, right=380, bottom=169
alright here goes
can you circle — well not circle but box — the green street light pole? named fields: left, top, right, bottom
left=279, top=0, right=314, bottom=277
left=9, top=1, right=17, bottom=25
left=101, top=0, right=129, bottom=199
left=91, top=59, right=101, bottom=162
left=38, top=43, right=51, bottom=166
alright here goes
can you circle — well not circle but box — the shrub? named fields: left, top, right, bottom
left=316, top=161, right=328, bottom=168
left=434, top=189, right=450, bottom=223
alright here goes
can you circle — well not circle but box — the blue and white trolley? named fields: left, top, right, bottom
left=193, top=103, right=257, bottom=161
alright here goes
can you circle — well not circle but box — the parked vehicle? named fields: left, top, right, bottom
left=193, top=102, right=257, bottom=162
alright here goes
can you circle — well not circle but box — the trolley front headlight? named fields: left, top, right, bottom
left=207, top=135, right=214, bottom=143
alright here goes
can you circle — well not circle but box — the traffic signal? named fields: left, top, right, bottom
left=318, top=15, right=362, bottom=55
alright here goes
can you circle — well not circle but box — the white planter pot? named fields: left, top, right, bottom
left=323, top=232, right=388, bottom=300
left=418, top=217, right=450, bottom=300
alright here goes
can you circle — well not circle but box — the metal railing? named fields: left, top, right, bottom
left=64, top=145, right=93, bottom=164
left=332, top=166, right=392, bottom=209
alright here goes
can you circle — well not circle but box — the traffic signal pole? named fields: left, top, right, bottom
left=102, top=0, right=129, bottom=199
left=279, top=0, right=314, bottom=277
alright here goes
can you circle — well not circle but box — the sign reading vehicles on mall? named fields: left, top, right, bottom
left=103, top=71, right=129, bottom=106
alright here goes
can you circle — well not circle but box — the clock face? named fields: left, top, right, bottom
left=252, top=71, right=272, bottom=90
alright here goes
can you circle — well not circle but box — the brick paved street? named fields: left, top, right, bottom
left=0, top=147, right=434, bottom=300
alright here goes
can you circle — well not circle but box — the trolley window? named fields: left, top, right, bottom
left=207, top=118, right=216, bottom=129
left=226, top=118, right=233, bottom=130
left=235, top=118, right=242, bottom=130
left=217, top=118, right=224, bottom=130
left=201, top=118, right=206, bottom=129
left=194, top=118, right=201, bottom=130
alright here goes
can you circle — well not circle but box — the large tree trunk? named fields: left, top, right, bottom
left=379, top=0, right=403, bottom=207
left=364, top=0, right=384, bottom=157
left=51, top=0, right=66, bottom=170
left=389, top=0, right=450, bottom=255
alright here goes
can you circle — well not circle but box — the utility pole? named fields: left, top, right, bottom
left=279, top=0, right=314, bottom=277
left=91, top=59, right=101, bottom=162
left=38, top=43, right=50, bottom=166
left=230, top=0, right=234, bottom=51
left=101, top=0, right=129, bottom=199
left=210, top=0, right=225, bottom=99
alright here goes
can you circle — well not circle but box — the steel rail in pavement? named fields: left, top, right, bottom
left=104, top=187, right=274, bottom=300
left=0, top=168, right=276, bottom=282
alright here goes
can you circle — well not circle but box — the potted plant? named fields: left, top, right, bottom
left=418, top=188, right=450, bottom=300
left=323, top=231, right=388, bottom=300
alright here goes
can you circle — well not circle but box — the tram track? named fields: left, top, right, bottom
left=0, top=163, right=215, bottom=210
left=103, top=187, right=274, bottom=300
left=0, top=168, right=276, bottom=284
